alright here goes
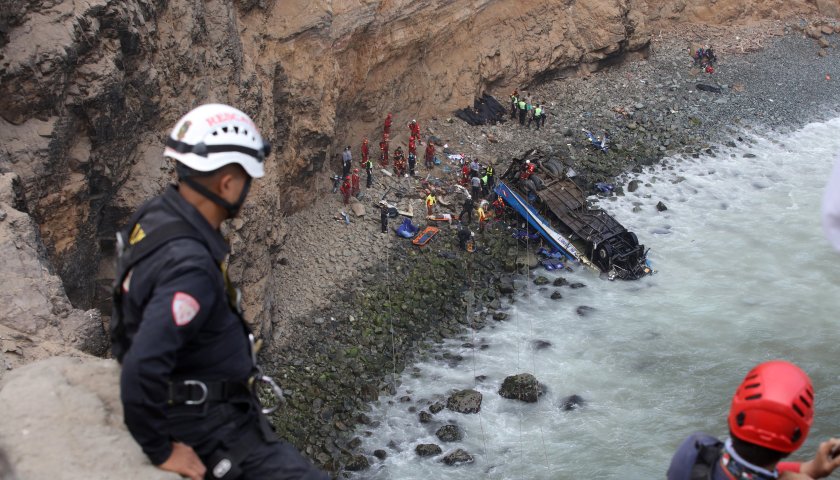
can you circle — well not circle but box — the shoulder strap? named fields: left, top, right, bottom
left=110, top=220, right=209, bottom=362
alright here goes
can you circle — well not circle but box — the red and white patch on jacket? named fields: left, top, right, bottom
left=171, top=292, right=200, bottom=326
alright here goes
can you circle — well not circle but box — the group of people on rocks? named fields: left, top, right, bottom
left=509, top=89, right=548, bottom=130
left=692, top=44, right=717, bottom=74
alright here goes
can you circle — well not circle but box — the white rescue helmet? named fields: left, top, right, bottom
left=164, top=103, right=269, bottom=178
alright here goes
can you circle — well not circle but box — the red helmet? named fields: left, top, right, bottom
left=728, top=360, right=814, bottom=454
left=353, top=168, right=359, bottom=173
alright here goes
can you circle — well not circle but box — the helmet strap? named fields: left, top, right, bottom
left=181, top=175, right=252, bottom=219
left=722, top=438, right=779, bottom=480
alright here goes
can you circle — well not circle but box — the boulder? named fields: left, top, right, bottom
left=553, top=277, right=569, bottom=287
left=498, top=373, right=544, bottom=403
left=515, top=253, right=539, bottom=270
left=429, top=401, right=445, bottom=414
left=569, top=282, right=586, bottom=289
left=446, top=389, right=482, bottom=414
left=344, top=454, right=370, bottom=471
left=373, top=449, right=387, bottom=460
left=498, top=276, right=515, bottom=294
left=627, top=179, right=640, bottom=193
left=350, top=201, right=366, bottom=217
left=442, top=448, right=474, bottom=466
left=435, top=424, right=463, bottom=442
left=533, top=276, right=550, bottom=286
left=576, top=306, right=595, bottom=317
left=561, top=394, right=586, bottom=411
left=418, top=411, right=432, bottom=423
left=656, top=201, right=668, bottom=212
left=550, top=291, right=563, bottom=300
left=0, top=357, right=178, bottom=480
left=415, top=444, right=443, bottom=457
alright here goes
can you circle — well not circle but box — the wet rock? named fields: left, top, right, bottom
left=561, top=394, right=586, bottom=411
left=515, top=253, right=539, bottom=270
left=576, top=306, right=595, bottom=317
left=498, top=373, right=544, bottom=403
left=442, top=448, right=475, bottom=466
left=429, top=402, right=445, bottom=414
left=399, top=395, right=412, bottom=403
left=533, top=275, right=550, bottom=286
left=743, top=153, right=757, bottom=158
left=373, top=449, right=387, bottom=460
left=419, top=411, right=432, bottom=423
left=415, top=443, right=443, bottom=457
left=344, top=454, right=370, bottom=471
left=499, top=276, right=515, bottom=294
left=435, top=424, right=463, bottom=442
left=553, top=277, right=569, bottom=287
left=492, top=311, right=509, bottom=321
left=356, top=413, right=372, bottom=425
left=532, top=340, right=552, bottom=350
left=446, top=389, right=483, bottom=414
left=347, top=437, right=362, bottom=449
left=627, top=179, right=640, bottom=192
left=569, top=282, right=586, bottom=289
left=656, top=201, right=668, bottom=212
left=550, top=291, right=563, bottom=300
left=475, top=375, right=487, bottom=382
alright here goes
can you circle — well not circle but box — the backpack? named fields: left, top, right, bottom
left=667, top=434, right=724, bottom=480
left=110, top=206, right=208, bottom=362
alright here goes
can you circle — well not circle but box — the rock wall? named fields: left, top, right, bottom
left=0, top=0, right=838, bottom=345
left=0, top=356, right=178, bottom=480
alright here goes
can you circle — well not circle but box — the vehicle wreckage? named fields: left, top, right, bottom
left=495, top=155, right=653, bottom=280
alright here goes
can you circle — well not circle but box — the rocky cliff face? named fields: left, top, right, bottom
left=0, top=0, right=837, bottom=343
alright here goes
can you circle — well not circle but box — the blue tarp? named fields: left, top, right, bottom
left=395, top=218, right=419, bottom=238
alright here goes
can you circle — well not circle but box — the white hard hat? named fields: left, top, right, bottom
left=525, top=159, right=531, bottom=164
left=164, top=103, right=269, bottom=178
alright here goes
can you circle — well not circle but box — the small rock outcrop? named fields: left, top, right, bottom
left=442, top=448, right=475, bottom=466
left=446, top=389, right=483, bottom=414
left=0, top=356, right=177, bottom=479
left=561, top=394, right=587, bottom=411
left=415, top=444, right=443, bottom=457
left=498, top=373, right=545, bottom=403
left=435, top=424, right=464, bottom=442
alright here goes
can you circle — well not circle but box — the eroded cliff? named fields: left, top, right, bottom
left=0, top=0, right=837, bottom=344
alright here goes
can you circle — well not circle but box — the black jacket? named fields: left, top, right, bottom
left=117, top=185, right=253, bottom=465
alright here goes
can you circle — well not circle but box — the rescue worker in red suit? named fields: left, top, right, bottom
left=461, top=163, right=471, bottom=186
left=408, top=136, right=416, bottom=157
left=520, top=160, right=536, bottom=180
left=667, top=360, right=840, bottom=480
left=379, top=139, right=389, bottom=167
left=361, top=138, right=369, bottom=164
left=408, top=119, right=420, bottom=140
left=424, top=142, right=436, bottom=170
left=339, top=175, right=352, bottom=205
left=393, top=147, right=406, bottom=176
left=351, top=169, right=360, bottom=197
left=383, top=113, right=392, bottom=139
left=492, top=196, right=505, bottom=218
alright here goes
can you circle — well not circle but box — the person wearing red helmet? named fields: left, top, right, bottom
left=667, top=360, right=840, bottom=480
left=351, top=168, right=360, bottom=197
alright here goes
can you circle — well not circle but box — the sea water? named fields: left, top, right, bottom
left=352, top=118, right=840, bottom=479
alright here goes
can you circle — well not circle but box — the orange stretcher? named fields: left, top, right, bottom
left=412, top=226, right=439, bottom=247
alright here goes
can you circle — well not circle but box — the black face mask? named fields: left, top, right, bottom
left=182, top=175, right=252, bottom=219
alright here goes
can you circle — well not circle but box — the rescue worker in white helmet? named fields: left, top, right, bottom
left=112, top=103, right=328, bottom=480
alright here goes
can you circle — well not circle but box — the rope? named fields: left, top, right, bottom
left=464, top=251, right=489, bottom=456
left=524, top=227, right=550, bottom=469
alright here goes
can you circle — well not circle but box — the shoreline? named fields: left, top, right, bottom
left=260, top=22, right=840, bottom=474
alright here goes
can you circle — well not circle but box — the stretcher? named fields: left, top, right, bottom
left=412, top=226, right=440, bottom=247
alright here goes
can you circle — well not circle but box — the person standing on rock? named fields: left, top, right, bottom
left=351, top=169, right=360, bottom=197
left=459, top=195, right=474, bottom=225
left=425, top=189, right=437, bottom=216
left=424, top=141, right=436, bottom=170
left=407, top=151, right=416, bottom=177
left=340, top=174, right=352, bottom=205
left=408, top=135, right=417, bottom=157
left=477, top=200, right=489, bottom=233
left=383, top=112, right=392, bottom=140
left=471, top=174, right=482, bottom=200
left=517, top=97, right=527, bottom=126
left=364, top=155, right=374, bottom=188
left=341, top=145, right=352, bottom=177
left=361, top=137, right=369, bottom=165
left=393, top=146, right=406, bottom=176
left=485, top=162, right=495, bottom=192
left=380, top=200, right=389, bottom=234
left=529, top=103, right=543, bottom=130
left=111, top=103, right=328, bottom=480
left=510, top=90, right=518, bottom=119
left=379, top=139, right=389, bottom=167
left=539, top=104, right=548, bottom=129
left=408, top=119, right=421, bottom=141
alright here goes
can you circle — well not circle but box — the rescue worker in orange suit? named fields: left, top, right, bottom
left=339, top=175, right=352, bottom=205
left=351, top=169, right=360, bottom=197
left=112, top=103, right=328, bottom=480
left=519, top=159, right=536, bottom=180
left=477, top=200, right=488, bottom=232
left=393, top=147, right=406, bottom=176
left=379, top=139, right=389, bottom=167
left=667, top=360, right=840, bottom=480
left=408, top=136, right=416, bottom=157
left=461, top=163, right=471, bottom=186
left=383, top=113, right=392, bottom=139
left=361, top=138, right=369, bottom=165
left=492, top=196, right=505, bottom=219
left=424, top=142, right=436, bottom=170
left=408, top=119, right=420, bottom=140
